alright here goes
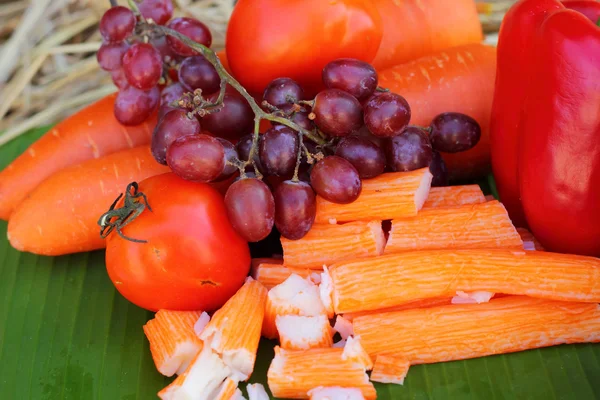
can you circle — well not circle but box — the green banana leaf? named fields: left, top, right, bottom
left=1, top=127, right=599, bottom=400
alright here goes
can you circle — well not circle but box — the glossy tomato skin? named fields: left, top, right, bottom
left=105, top=173, right=250, bottom=311
left=226, top=0, right=383, bottom=96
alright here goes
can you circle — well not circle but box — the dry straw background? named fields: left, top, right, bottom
left=0, top=0, right=513, bottom=146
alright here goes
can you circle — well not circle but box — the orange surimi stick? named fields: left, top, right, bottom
left=200, top=277, right=267, bottom=381
left=342, top=297, right=453, bottom=322
left=333, top=315, right=354, bottom=340
left=263, top=274, right=327, bottom=339
left=517, top=227, right=545, bottom=251
left=385, top=201, right=523, bottom=253
left=314, top=169, right=432, bottom=224
left=251, top=263, right=317, bottom=290
left=213, top=378, right=238, bottom=400
left=353, top=296, right=600, bottom=364
left=267, top=345, right=377, bottom=399
left=421, top=185, right=486, bottom=209
left=143, top=310, right=204, bottom=377
left=308, top=387, right=366, bottom=400
left=325, top=249, right=600, bottom=314
left=370, top=355, right=411, bottom=385
left=281, top=221, right=385, bottom=269
left=251, top=257, right=283, bottom=268
left=342, top=336, right=373, bottom=371
left=276, top=315, right=333, bottom=350
left=247, top=383, right=270, bottom=400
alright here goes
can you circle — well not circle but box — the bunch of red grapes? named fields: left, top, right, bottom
left=97, top=2, right=481, bottom=244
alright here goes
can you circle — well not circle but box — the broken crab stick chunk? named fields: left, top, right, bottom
left=263, top=274, right=327, bottom=339
left=314, top=169, right=433, bottom=224
left=333, top=315, right=354, bottom=340
left=327, top=249, right=600, bottom=314
left=308, top=387, right=366, bottom=400
left=342, top=297, right=453, bottom=322
left=451, top=291, right=495, bottom=305
left=231, top=389, right=246, bottom=400
left=276, top=314, right=333, bottom=350
left=422, top=185, right=486, bottom=209
left=370, top=355, right=410, bottom=385
left=354, top=296, right=600, bottom=363
left=212, top=378, right=238, bottom=400
left=247, top=383, right=270, bottom=400
left=158, top=346, right=232, bottom=400
left=200, top=277, right=268, bottom=381
left=281, top=221, right=385, bottom=269
left=251, top=263, right=316, bottom=290
left=342, top=336, right=373, bottom=370
left=267, top=346, right=377, bottom=399
left=386, top=201, right=523, bottom=253
left=516, top=228, right=545, bottom=251
left=143, top=310, right=204, bottom=377
left=251, top=257, right=283, bottom=268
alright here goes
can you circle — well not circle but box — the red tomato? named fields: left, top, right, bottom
left=105, top=173, right=251, bottom=311
left=226, top=0, right=383, bottom=96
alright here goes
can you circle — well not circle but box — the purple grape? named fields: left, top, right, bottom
left=364, top=92, right=411, bottom=137
left=259, top=127, right=299, bottom=177
left=236, top=134, right=265, bottom=174
left=322, top=58, right=378, bottom=101
left=312, top=89, right=363, bottom=137
left=429, top=112, right=481, bottom=153
left=385, top=127, right=432, bottom=172
left=354, top=125, right=385, bottom=148
left=166, top=17, right=212, bottom=56
left=97, top=42, right=129, bottom=71
left=202, top=92, right=254, bottom=140
left=151, top=35, right=178, bottom=61
left=263, top=78, right=304, bottom=108
left=167, top=134, right=225, bottom=182
left=114, top=86, right=159, bottom=126
left=214, top=138, right=239, bottom=181
left=122, top=43, right=163, bottom=90
left=99, top=6, right=135, bottom=43
left=160, top=82, right=186, bottom=108
left=310, top=155, right=362, bottom=203
left=178, top=55, right=221, bottom=94
left=274, top=180, right=316, bottom=240
left=224, top=178, right=275, bottom=242
left=151, top=109, right=201, bottom=164
left=139, top=0, right=173, bottom=25
left=430, top=150, right=449, bottom=187
left=110, top=67, right=129, bottom=89
left=335, top=136, right=385, bottom=179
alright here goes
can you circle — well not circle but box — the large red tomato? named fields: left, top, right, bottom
left=226, top=0, right=383, bottom=96
left=105, top=173, right=251, bottom=311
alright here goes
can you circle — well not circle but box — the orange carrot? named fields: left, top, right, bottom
left=517, top=227, right=545, bottom=251
left=143, top=310, right=204, bottom=377
left=267, top=345, right=377, bottom=399
left=422, top=185, right=486, bottom=209
left=250, top=261, right=317, bottom=290
left=7, top=146, right=170, bottom=256
left=0, top=94, right=157, bottom=220
left=379, top=44, right=496, bottom=180
left=324, top=249, right=600, bottom=314
left=342, top=297, right=453, bottom=322
left=314, top=169, right=432, bottom=224
left=353, top=296, right=600, bottom=364
left=386, top=201, right=523, bottom=253
left=370, top=355, right=410, bottom=385
left=371, top=0, right=482, bottom=71
left=281, top=221, right=385, bottom=269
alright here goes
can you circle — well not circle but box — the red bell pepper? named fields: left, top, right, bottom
left=490, top=0, right=600, bottom=256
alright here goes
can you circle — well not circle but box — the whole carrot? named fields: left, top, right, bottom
left=7, top=146, right=169, bottom=256
left=0, top=93, right=157, bottom=220
left=378, top=44, right=497, bottom=180
left=371, top=0, right=483, bottom=71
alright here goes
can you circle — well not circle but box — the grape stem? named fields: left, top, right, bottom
left=410, top=124, right=433, bottom=133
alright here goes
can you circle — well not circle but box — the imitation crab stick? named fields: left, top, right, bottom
left=267, top=344, right=377, bottom=399
left=0, top=93, right=157, bottom=220
left=325, top=249, right=600, bottom=314
left=370, top=355, right=411, bottom=385
left=421, top=185, right=486, bottom=209
left=251, top=262, right=317, bottom=290
left=262, top=274, right=327, bottom=339
left=342, top=336, right=373, bottom=371
left=213, top=378, right=238, bottom=400
left=385, top=201, right=522, bottom=253
left=308, top=387, right=366, bottom=400
left=314, top=169, right=433, bottom=224
left=247, top=383, right=269, bottom=400
left=281, top=221, right=385, bottom=269
left=200, top=277, right=267, bottom=381
left=276, top=315, right=333, bottom=350
left=517, top=228, right=545, bottom=251
left=341, top=297, right=453, bottom=322
left=7, top=146, right=169, bottom=256
left=353, top=296, right=600, bottom=364
left=143, top=310, right=204, bottom=377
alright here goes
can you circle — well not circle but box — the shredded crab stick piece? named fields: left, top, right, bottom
left=354, top=296, right=600, bottom=363
left=342, top=336, right=373, bottom=370
left=309, top=387, right=366, bottom=400
left=276, top=314, right=333, bottom=350
left=251, top=263, right=316, bottom=290
left=247, top=383, right=270, bottom=400
left=281, top=221, right=385, bottom=269
left=342, top=297, right=453, bottom=322
left=200, top=277, right=268, bottom=381
left=267, top=345, right=377, bottom=399
left=386, top=201, right=523, bottom=254
left=422, top=185, right=486, bottom=209
left=314, top=169, right=433, bottom=224
left=452, top=291, right=495, bottom=305
left=326, top=249, right=600, bottom=314
left=263, top=274, right=327, bottom=339
left=213, top=378, right=238, bottom=400
left=143, top=310, right=204, bottom=377
left=333, top=315, right=354, bottom=340
left=370, top=355, right=411, bottom=385
left=193, top=312, right=211, bottom=336
left=516, top=228, right=545, bottom=251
